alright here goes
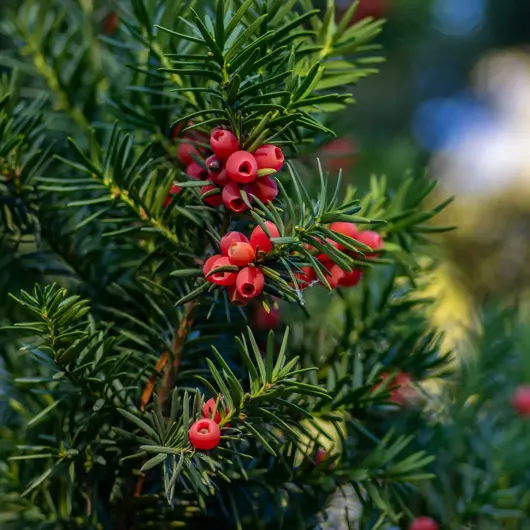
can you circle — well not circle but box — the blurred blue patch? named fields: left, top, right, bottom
left=433, top=0, right=486, bottom=36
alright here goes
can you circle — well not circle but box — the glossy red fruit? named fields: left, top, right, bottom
left=295, top=266, right=316, bottom=289
left=208, top=256, right=238, bottom=286
left=188, top=418, right=221, bottom=450
left=249, top=175, right=278, bottom=204
left=226, top=151, right=258, bottom=184
left=220, top=232, right=249, bottom=256
left=210, top=169, right=229, bottom=187
left=186, top=161, right=208, bottom=180
left=201, top=184, right=223, bottom=207
left=254, top=305, right=280, bottom=330
left=253, top=144, right=284, bottom=171
left=203, top=397, right=228, bottom=424
left=228, top=242, right=255, bottom=267
left=163, top=182, right=182, bottom=208
left=315, top=238, right=340, bottom=263
left=206, top=155, right=224, bottom=178
left=355, top=230, right=383, bottom=258
left=227, top=284, right=248, bottom=306
left=339, top=268, right=362, bottom=288
left=315, top=447, right=327, bottom=465
left=324, top=264, right=345, bottom=289
left=222, top=181, right=250, bottom=213
left=210, top=129, right=240, bottom=160
left=178, top=141, right=199, bottom=166
left=377, top=372, right=414, bottom=406
left=250, top=221, right=279, bottom=255
left=203, top=254, right=223, bottom=283
left=409, top=516, right=438, bottom=530
left=329, top=222, right=358, bottom=249
left=236, top=267, right=265, bottom=299
left=512, top=385, right=530, bottom=417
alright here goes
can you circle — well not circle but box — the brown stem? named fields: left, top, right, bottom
left=134, top=300, right=199, bottom=501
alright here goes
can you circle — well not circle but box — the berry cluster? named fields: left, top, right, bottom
left=298, top=222, right=383, bottom=290
left=173, top=127, right=284, bottom=212
left=203, top=221, right=280, bottom=304
left=188, top=397, right=228, bottom=451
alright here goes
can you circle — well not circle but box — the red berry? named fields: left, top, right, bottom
left=201, top=184, right=223, bottom=207
left=324, top=264, right=345, bottom=289
left=512, top=385, right=530, bottom=417
left=321, top=137, right=357, bottom=173
left=295, top=266, right=316, bottom=289
left=253, top=144, right=284, bottom=171
left=210, top=129, right=240, bottom=160
left=355, top=230, right=383, bottom=258
left=409, top=516, right=438, bottom=530
left=172, top=122, right=184, bottom=141
left=329, top=222, right=358, bottom=249
left=206, top=155, right=224, bottom=177
left=227, top=284, right=248, bottom=306
left=228, top=241, right=256, bottom=267
left=178, top=141, right=199, bottom=166
left=186, top=161, right=208, bottom=180
left=163, top=182, right=182, bottom=208
left=315, top=238, right=340, bottom=263
left=254, top=305, right=280, bottom=330
left=250, top=221, right=279, bottom=255
left=203, top=254, right=222, bottom=282
left=377, top=372, right=414, bottom=406
left=222, top=181, right=250, bottom=213
left=315, top=447, right=327, bottom=465
left=203, top=397, right=229, bottom=424
left=249, top=175, right=279, bottom=204
left=220, top=231, right=249, bottom=256
left=226, top=151, right=258, bottom=184
left=188, top=418, right=221, bottom=451
left=210, top=169, right=229, bottom=187
left=236, top=267, right=265, bottom=299
left=103, top=11, right=119, bottom=35
left=339, top=268, right=362, bottom=287
left=207, top=256, right=238, bottom=286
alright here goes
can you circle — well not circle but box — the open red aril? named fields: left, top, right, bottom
left=236, top=267, right=265, bottom=299
left=222, top=181, right=250, bottom=213
left=253, top=144, right=284, bottom=171
left=210, top=129, right=240, bottom=160
left=188, top=418, right=221, bottom=450
left=249, top=221, right=279, bottom=255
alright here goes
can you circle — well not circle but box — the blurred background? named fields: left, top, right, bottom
left=319, top=0, right=530, bottom=324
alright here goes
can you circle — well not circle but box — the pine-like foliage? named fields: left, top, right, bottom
left=0, top=1, right=470, bottom=529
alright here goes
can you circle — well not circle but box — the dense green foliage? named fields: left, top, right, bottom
left=1, top=1, right=529, bottom=529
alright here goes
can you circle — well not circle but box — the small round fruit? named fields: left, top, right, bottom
left=325, top=264, right=345, bottom=289
left=329, top=222, right=358, bottom=249
left=203, top=397, right=228, bottom=424
left=227, top=284, right=248, bottom=306
left=236, top=267, right=265, bottom=299
left=339, top=268, right=362, bottom=288
left=249, top=175, right=278, bottom=204
left=228, top=241, right=256, bottom=267
left=250, top=221, right=279, bottom=255
left=254, top=305, right=280, bottom=330
left=208, top=256, right=238, bottom=286
left=220, top=232, right=249, bottom=256
left=355, top=230, right=383, bottom=258
left=254, top=144, right=284, bottom=171
left=226, top=151, right=258, bottom=184
left=409, top=516, right=438, bottom=530
left=295, top=266, right=316, bottom=290
left=210, top=169, right=229, bottom=187
left=207, top=155, right=223, bottom=175
left=188, top=418, right=221, bottom=451
left=186, top=161, right=208, bottom=180
left=210, top=129, right=240, bottom=160
left=315, top=447, right=327, bottom=465
left=315, top=238, right=340, bottom=263
left=201, top=184, right=223, bottom=207
left=512, top=385, right=530, bottom=417
left=178, top=141, right=199, bottom=166
left=222, top=181, right=250, bottom=213
left=203, top=254, right=223, bottom=283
